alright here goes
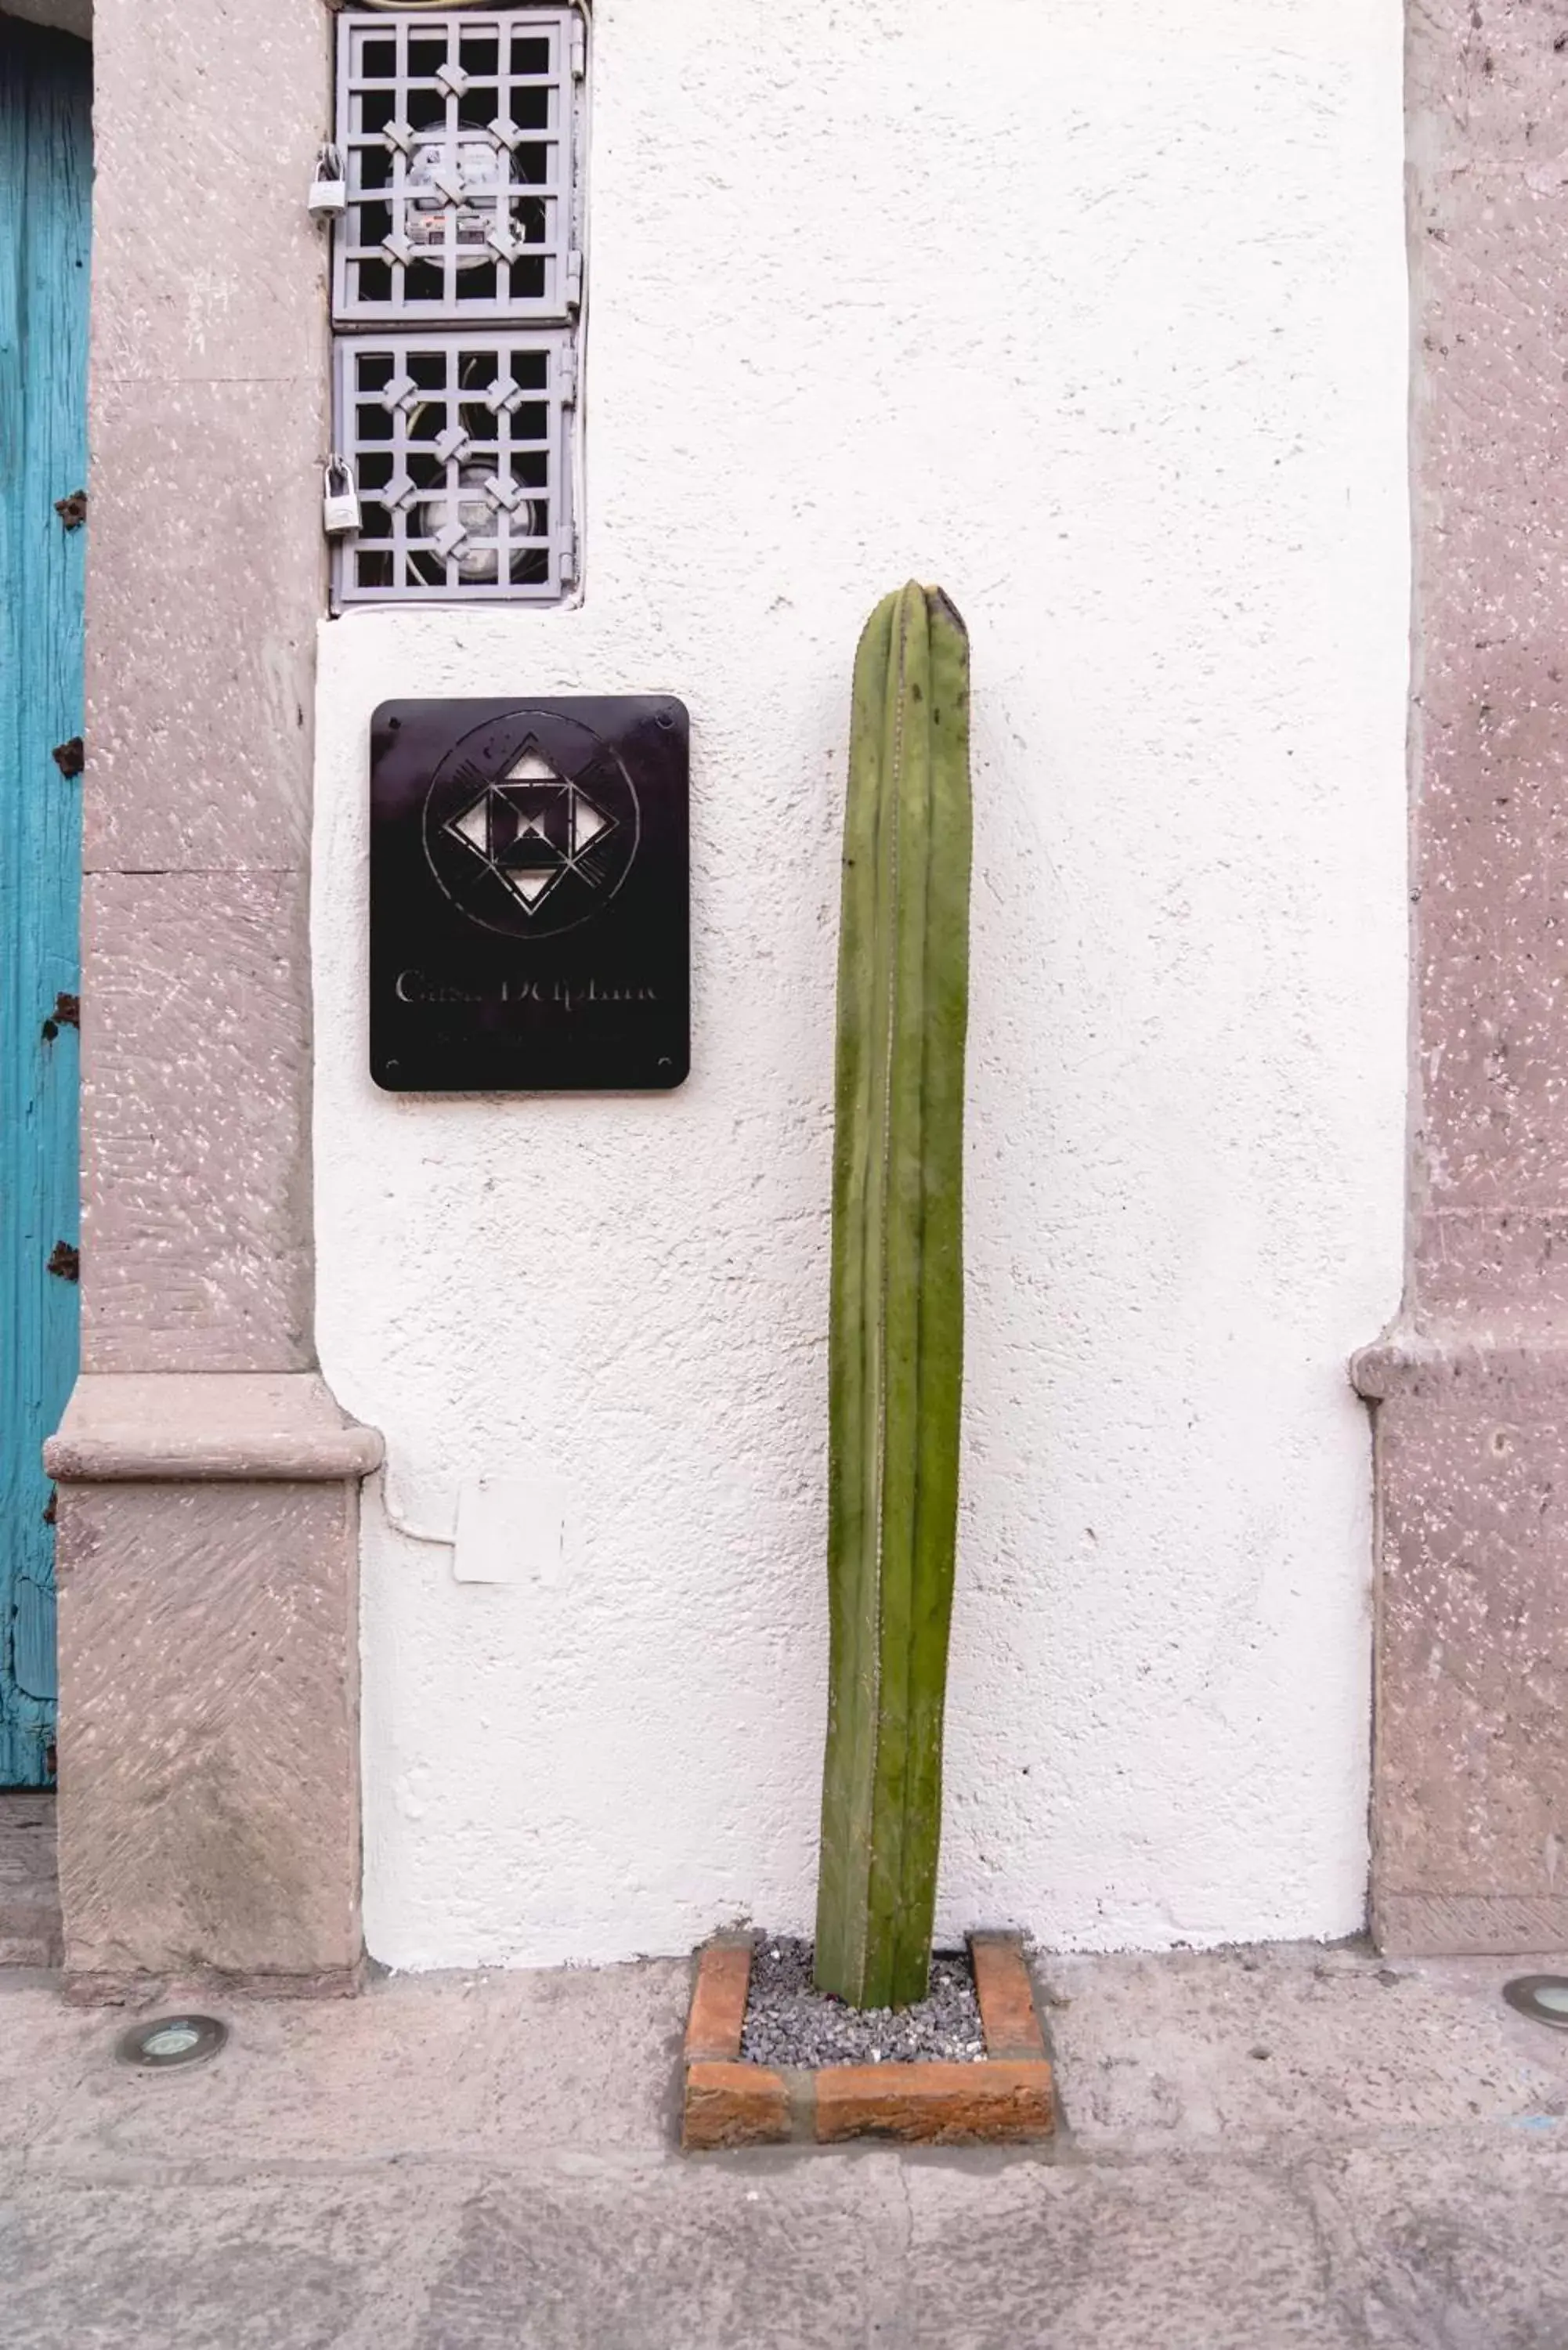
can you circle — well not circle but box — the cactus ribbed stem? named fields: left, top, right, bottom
left=814, top=583, right=972, bottom=2012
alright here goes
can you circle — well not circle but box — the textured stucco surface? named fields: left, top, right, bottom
left=313, top=0, right=1410, bottom=1967
left=1355, top=0, right=1568, bottom=1951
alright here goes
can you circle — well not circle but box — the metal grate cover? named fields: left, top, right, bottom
left=333, top=6, right=582, bottom=326
left=333, top=330, right=576, bottom=604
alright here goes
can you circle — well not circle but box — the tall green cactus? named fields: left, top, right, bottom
left=815, top=583, right=972, bottom=2012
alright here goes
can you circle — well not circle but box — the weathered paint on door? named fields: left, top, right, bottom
left=0, top=20, right=90, bottom=1788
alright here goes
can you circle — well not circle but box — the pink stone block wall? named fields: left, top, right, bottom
left=1361, top=0, right=1568, bottom=1951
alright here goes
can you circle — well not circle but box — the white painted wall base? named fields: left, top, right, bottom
left=313, top=0, right=1409, bottom=1970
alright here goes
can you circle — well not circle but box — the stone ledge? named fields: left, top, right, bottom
left=62, top=1962, right=367, bottom=2007
left=45, top=1373, right=383, bottom=1484
left=1375, top=1893, right=1568, bottom=1960
left=1352, top=1329, right=1568, bottom=1403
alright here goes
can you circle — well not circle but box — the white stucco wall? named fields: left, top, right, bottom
left=313, top=0, right=1410, bottom=1969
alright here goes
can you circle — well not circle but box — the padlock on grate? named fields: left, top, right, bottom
left=322, top=457, right=362, bottom=537
left=309, top=143, right=348, bottom=221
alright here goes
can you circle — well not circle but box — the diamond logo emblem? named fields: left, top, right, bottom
left=441, top=744, right=618, bottom=916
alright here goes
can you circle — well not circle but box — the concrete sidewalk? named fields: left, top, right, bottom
left=3, top=1939, right=1568, bottom=2346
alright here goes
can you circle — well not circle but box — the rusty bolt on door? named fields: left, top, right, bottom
left=46, top=1242, right=78, bottom=1282
left=42, top=993, right=78, bottom=1042
left=53, top=489, right=86, bottom=530
left=51, top=738, right=83, bottom=779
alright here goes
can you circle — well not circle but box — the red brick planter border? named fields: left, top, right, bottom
left=681, top=1929, right=1055, bottom=2150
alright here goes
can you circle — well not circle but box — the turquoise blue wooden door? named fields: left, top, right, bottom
left=0, top=21, right=90, bottom=1789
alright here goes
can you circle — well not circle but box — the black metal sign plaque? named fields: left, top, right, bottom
left=369, top=696, right=690, bottom=1092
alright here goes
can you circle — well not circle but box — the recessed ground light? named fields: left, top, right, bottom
left=115, top=2015, right=227, bottom=2070
left=1502, top=1977, right=1568, bottom=2030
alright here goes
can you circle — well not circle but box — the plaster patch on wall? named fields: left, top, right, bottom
left=313, top=0, right=1409, bottom=1969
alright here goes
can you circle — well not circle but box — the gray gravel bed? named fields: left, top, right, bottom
left=739, top=1936, right=986, bottom=2068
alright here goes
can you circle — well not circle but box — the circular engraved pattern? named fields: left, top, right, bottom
left=421, top=707, right=641, bottom=942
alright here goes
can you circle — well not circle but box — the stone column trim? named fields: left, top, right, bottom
left=50, top=0, right=375, bottom=1989
left=1353, top=1339, right=1568, bottom=1404
left=52, top=1372, right=376, bottom=2004
left=45, top=1376, right=384, bottom=1485
left=1357, top=1320, right=1568, bottom=1958
left=1357, top=0, right=1568, bottom=1958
